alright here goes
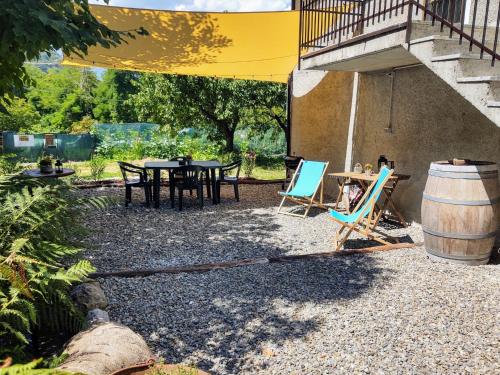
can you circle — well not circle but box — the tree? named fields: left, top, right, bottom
left=131, top=74, right=287, bottom=152
left=93, top=69, right=139, bottom=123
left=0, top=0, right=143, bottom=111
left=26, top=67, right=98, bottom=132
left=0, top=97, right=41, bottom=132
left=242, top=81, right=288, bottom=144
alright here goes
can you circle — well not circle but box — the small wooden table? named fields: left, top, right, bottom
left=23, top=168, right=75, bottom=178
left=328, top=171, right=410, bottom=227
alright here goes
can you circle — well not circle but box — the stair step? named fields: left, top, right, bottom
left=431, top=53, right=481, bottom=62
left=456, top=76, right=500, bottom=83
left=487, top=100, right=500, bottom=107
left=410, top=35, right=461, bottom=45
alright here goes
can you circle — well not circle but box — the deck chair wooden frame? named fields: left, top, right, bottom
left=277, top=159, right=329, bottom=218
left=329, top=168, right=397, bottom=250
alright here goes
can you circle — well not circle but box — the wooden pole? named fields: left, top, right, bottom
left=90, top=242, right=422, bottom=279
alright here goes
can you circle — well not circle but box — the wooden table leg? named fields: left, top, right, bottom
left=320, top=180, right=324, bottom=205
left=153, top=169, right=160, bottom=208
left=335, top=178, right=346, bottom=210
left=383, top=181, right=408, bottom=227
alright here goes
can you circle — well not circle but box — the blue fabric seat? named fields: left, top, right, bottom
left=277, top=160, right=329, bottom=218
left=328, top=166, right=395, bottom=250
left=329, top=167, right=392, bottom=223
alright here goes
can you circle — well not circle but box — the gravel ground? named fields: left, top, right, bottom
left=81, top=184, right=499, bottom=374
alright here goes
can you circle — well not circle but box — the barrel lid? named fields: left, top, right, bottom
left=430, top=160, right=498, bottom=173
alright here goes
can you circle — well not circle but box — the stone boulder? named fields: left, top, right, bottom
left=71, top=281, right=108, bottom=312
left=86, top=308, right=110, bottom=325
left=58, top=322, right=154, bottom=375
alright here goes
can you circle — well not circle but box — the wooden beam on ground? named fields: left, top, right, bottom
left=89, top=242, right=422, bottom=279
left=268, top=242, right=422, bottom=263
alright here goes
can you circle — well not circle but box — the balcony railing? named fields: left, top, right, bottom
left=299, top=0, right=500, bottom=65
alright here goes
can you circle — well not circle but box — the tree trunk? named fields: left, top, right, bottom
left=224, top=129, right=235, bottom=152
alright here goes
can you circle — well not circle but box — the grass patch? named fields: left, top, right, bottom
left=36, top=159, right=286, bottom=181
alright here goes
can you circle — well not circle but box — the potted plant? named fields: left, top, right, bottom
left=39, top=154, right=54, bottom=174
left=364, top=163, right=373, bottom=176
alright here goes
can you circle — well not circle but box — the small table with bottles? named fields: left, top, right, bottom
left=328, top=171, right=410, bottom=227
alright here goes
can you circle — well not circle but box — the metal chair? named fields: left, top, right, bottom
left=172, top=165, right=205, bottom=210
left=216, top=160, right=242, bottom=203
left=283, top=155, right=304, bottom=189
left=118, top=161, right=152, bottom=207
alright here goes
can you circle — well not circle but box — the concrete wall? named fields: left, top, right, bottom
left=291, top=69, right=354, bottom=195
left=291, top=65, right=500, bottom=222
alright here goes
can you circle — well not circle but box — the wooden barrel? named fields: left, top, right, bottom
left=421, top=160, right=499, bottom=265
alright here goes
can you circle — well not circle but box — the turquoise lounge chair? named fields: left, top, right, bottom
left=329, top=166, right=394, bottom=250
left=278, top=160, right=329, bottom=218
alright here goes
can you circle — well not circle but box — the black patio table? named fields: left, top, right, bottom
left=144, top=160, right=222, bottom=208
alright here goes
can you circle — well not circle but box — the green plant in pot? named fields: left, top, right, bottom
left=39, top=154, right=54, bottom=174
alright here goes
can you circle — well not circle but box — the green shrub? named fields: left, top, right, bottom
left=0, top=154, right=22, bottom=175
left=0, top=357, right=71, bottom=374
left=89, top=156, right=106, bottom=181
left=242, top=151, right=257, bottom=178
left=0, top=176, right=107, bottom=359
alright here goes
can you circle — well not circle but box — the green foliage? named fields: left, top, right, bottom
left=25, top=67, right=98, bottom=133
left=0, top=175, right=106, bottom=358
left=69, top=116, right=95, bottom=134
left=92, top=70, right=139, bottom=123
left=0, top=155, right=22, bottom=175
left=88, top=156, right=106, bottom=181
left=0, top=358, right=71, bottom=374
left=242, top=151, right=257, bottom=178
left=130, top=74, right=288, bottom=152
left=0, top=0, right=141, bottom=111
left=95, top=130, right=222, bottom=161
left=0, top=98, right=41, bottom=133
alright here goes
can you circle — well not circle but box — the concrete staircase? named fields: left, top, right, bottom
left=406, top=24, right=500, bottom=125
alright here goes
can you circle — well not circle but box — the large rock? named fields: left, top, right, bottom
left=58, top=322, right=154, bottom=375
left=86, top=308, right=110, bottom=325
left=71, top=281, right=108, bottom=312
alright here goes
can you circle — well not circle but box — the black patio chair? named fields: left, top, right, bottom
left=170, top=156, right=192, bottom=194
left=216, top=160, right=242, bottom=203
left=118, top=161, right=152, bottom=207
left=170, top=156, right=188, bottom=163
left=173, top=165, right=205, bottom=211
left=282, top=155, right=304, bottom=190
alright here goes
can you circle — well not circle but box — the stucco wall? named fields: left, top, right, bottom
left=290, top=70, right=353, bottom=195
left=291, top=66, right=500, bottom=223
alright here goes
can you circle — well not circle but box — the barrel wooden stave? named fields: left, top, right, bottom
left=421, top=161, right=499, bottom=265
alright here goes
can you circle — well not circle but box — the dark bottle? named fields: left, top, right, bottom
left=377, top=155, right=388, bottom=172
left=55, top=159, right=63, bottom=173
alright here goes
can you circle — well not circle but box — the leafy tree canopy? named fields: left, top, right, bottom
left=0, top=0, right=142, bottom=111
left=93, top=69, right=139, bottom=123
left=130, top=74, right=287, bottom=152
left=26, top=67, right=98, bottom=133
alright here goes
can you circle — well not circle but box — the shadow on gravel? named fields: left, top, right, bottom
left=85, top=186, right=390, bottom=373
left=106, top=249, right=386, bottom=374
left=83, top=185, right=298, bottom=270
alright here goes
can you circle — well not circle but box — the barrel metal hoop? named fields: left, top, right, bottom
left=428, top=169, right=499, bottom=180
left=426, top=248, right=491, bottom=261
left=423, top=227, right=498, bottom=240
left=422, top=194, right=500, bottom=206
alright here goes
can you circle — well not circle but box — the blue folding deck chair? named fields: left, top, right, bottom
left=277, top=160, right=329, bottom=218
left=329, top=166, right=395, bottom=250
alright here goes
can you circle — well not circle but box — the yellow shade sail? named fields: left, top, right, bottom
left=63, top=5, right=300, bottom=83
